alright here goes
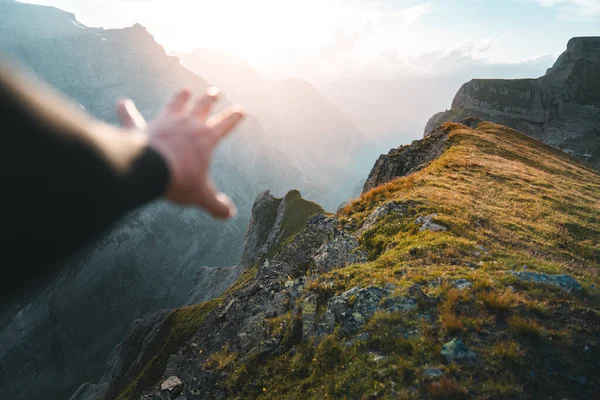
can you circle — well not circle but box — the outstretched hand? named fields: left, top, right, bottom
left=116, top=88, right=244, bottom=219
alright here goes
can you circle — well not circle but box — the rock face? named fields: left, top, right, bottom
left=363, top=125, right=452, bottom=193
left=0, top=3, right=303, bottom=400
left=425, top=37, right=600, bottom=168
left=70, top=190, right=327, bottom=400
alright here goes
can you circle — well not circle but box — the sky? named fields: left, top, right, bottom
left=19, top=0, right=600, bottom=81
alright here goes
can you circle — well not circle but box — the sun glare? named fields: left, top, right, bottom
left=148, top=0, right=353, bottom=63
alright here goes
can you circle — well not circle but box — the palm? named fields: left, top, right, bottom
left=117, top=88, right=244, bottom=219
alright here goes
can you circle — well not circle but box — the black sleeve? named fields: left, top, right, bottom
left=0, top=68, right=170, bottom=301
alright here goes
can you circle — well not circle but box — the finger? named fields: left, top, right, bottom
left=116, top=98, right=147, bottom=130
left=166, top=89, right=191, bottom=114
left=192, top=87, right=219, bottom=120
left=207, top=106, right=245, bottom=138
left=197, top=181, right=237, bottom=219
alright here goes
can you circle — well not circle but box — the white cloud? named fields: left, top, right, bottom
left=536, top=0, right=600, bottom=20
left=364, top=3, right=434, bottom=27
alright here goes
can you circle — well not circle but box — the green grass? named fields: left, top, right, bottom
left=118, top=121, right=600, bottom=399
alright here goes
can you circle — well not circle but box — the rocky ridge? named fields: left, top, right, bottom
left=425, top=37, right=600, bottom=169
left=74, top=121, right=600, bottom=399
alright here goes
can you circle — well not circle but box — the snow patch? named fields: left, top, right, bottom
left=70, top=20, right=87, bottom=30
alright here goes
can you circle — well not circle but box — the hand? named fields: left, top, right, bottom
left=116, top=88, right=245, bottom=219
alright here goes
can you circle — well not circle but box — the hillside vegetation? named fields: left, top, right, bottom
left=106, top=121, right=599, bottom=400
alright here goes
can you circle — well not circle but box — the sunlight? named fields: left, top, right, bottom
left=149, top=0, right=353, bottom=62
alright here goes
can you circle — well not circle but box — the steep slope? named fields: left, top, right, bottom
left=79, top=120, right=599, bottom=399
left=0, top=3, right=304, bottom=400
left=426, top=37, right=600, bottom=169
left=176, top=49, right=379, bottom=210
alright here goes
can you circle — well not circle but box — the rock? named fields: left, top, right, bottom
left=416, top=214, right=448, bottom=232
left=359, top=202, right=407, bottom=232
left=313, top=233, right=367, bottom=272
left=363, top=127, right=452, bottom=192
left=161, top=376, right=183, bottom=392
left=353, top=287, right=384, bottom=319
left=511, top=272, right=582, bottom=292
left=381, top=296, right=417, bottom=313
left=422, top=368, right=444, bottom=378
left=454, top=279, right=472, bottom=291
left=424, top=37, right=600, bottom=170
left=441, top=339, right=477, bottom=362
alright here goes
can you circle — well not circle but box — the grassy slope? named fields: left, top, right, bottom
left=216, top=122, right=600, bottom=399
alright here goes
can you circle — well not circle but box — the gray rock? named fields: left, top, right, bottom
left=359, top=202, right=407, bottom=232
left=363, top=127, right=451, bottom=192
left=381, top=296, right=417, bottom=313
left=441, top=338, right=477, bottom=362
left=422, top=368, right=444, bottom=378
left=161, top=376, right=183, bottom=392
left=416, top=214, right=448, bottom=232
left=313, top=233, right=367, bottom=272
left=512, top=272, right=582, bottom=292
left=454, top=279, right=473, bottom=291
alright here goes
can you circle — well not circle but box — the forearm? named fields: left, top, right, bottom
left=0, top=65, right=170, bottom=297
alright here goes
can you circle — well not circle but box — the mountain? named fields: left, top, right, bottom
left=74, top=119, right=600, bottom=399
left=175, top=48, right=379, bottom=210
left=426, top=37, right=600, bottom=169
left=0, top=2, right=304, bottom=400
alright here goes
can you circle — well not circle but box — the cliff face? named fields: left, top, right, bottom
left=425, top=37, right=600, bottom=168
left=362, top=125, right=454, bottom=193
left=76, top=121, right=600, bottom=400
left=0, top=3, right=303, bottom=400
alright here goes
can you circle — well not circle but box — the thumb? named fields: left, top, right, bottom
left=202, top=191, right=237, bottom=220
left=117, top=98, right=147, bottom=130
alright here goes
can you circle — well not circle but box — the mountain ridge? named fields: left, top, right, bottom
left=425, top=36, right=600, bottom=169
left=74, top=118, right=600, bottom=399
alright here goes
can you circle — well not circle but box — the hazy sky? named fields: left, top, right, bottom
left=20, top=0, right=600, bottom=81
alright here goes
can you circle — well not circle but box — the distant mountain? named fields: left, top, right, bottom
left=0, top=2, right=304, bottom=400
left=176, top=48, right=380, bottom=210
left=425, top=37, right=600, bottom=169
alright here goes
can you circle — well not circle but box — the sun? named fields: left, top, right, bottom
left=147, top=0, right=353, bottom=63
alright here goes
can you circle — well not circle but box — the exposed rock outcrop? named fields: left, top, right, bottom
left=425, top=37, right=600, bottom=168
left=363, top=125, right=452, bottom=193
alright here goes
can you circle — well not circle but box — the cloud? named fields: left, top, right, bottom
left=365, top=3, right=434, bottom=27
left=535, top=0, right=600, bottom=20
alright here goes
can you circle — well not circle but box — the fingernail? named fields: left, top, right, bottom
left=229, top=206, right=238, bottom=218
left=207, top=86, right=220, bottom=97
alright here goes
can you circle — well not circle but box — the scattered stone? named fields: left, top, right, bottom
left=161, top=376, right=183, bottom=393
left=422, top=368, right=444, bottom=378
left=511, top=272, right=582, bottom=292
left=441, top=339, right=476, bottom=362
left=454, top=279, right=472, bottom=290
left=416, top=214, right=448, bottom=232
left=360, top=202, right=407, bottom=232
left=313, top=233, right=367, bottom=272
